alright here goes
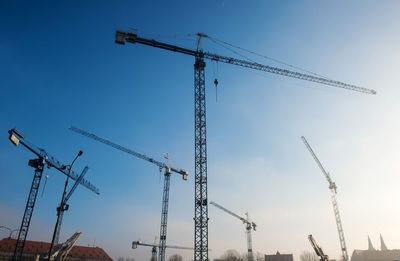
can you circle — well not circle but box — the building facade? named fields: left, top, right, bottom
left=0, top=238, right=112, bottom=261
left=351, top=235, right=400, bottom=261
left=265, top=251, right=293, bottom=261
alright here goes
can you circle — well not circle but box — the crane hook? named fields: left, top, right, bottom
left=214, top=78, right=219, bottom=102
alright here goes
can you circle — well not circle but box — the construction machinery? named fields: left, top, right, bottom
left=55, top=166, right=89, bottom=245
left=115, top=30, right=376, bottom=261
left=8, top=128, right=99, bottom=261
left=308, top=234, right=329, bottom=261
left=210, top=201, right=256, bottom=261
left=301, top=136, right=348, bottom=261
left=132, top=240, right=194, bottom=261
left=38, top=232, right=82, bottom=261
left=68, top=126, right=188, bottom=261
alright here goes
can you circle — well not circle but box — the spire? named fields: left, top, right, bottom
left=380, top=234, right=388, bottom=251
left=368, top=235, right=375, bottom=251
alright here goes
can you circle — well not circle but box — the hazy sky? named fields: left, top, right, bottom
left=1, top=1, right=400, bottom=261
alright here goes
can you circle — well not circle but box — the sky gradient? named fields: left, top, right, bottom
left=1, top=1, right=400, bottom=261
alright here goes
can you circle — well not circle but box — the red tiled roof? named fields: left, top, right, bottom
left=0, top=238, right=112, bottom=260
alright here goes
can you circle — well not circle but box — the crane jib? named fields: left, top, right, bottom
left=116, top=31, right=376, bottom=95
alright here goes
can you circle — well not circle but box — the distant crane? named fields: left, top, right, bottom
left=210, top=201, right=256, bottom=261
left=308, top=234, right=329, bottom=261
left=8, top=129, right=99, bottom=261
left=301, top=136, right=348, bottom=261
left=115, top=30, right=376, bottom=261
left=68, top=126, right=188, bottom=261
left=132, top=240, right=194, bottom=261
left=55, top=166, right=89, bottom=245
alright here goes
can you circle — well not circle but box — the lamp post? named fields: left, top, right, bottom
left=0, top=226, right=19, bottom=239
left=47, top=150, right=83, bottom=261
left=10, top=229, right=20, bottom=239
left=0, top=226, right=11, bottom=238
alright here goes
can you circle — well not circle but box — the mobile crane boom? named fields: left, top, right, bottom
left=308, top=234, right=329, bottom=261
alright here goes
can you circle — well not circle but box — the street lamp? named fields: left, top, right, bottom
left=0, top=226, right=19, bottom=239
left=47, top=150, right=83, bottom=261
left=10, top=229, right=20, bottom=239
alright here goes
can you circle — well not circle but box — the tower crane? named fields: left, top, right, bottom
left=209, top=201, right=256, bottom=261
left=308, top=234, right=329, bottom=261
left=114, top=30, right=376, bottom=261
left=55, top=166, right=89, bottom=245
left=68, top=126, right=188, bottom=261
left=132, top=240, right=194, bottom=261
left=301, top=136, right=348, bottom=261
left=8, top=128, right=99, bottom=261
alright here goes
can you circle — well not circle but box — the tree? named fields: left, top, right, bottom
left=255, top=252, right=265, bottom=261
left=221, top=249, right=242, bottom=261
left=300, top=251, right=319, bottom=261
left=168, top=254, right=183, bottom=261
left=240, top=252, right=264, bottom=261
left=117, top=257, right=125, bottom=261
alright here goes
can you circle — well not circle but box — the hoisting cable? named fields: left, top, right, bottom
left=212, top=60, right=219, bottom=102
left=205, top=35, right=332, bottom=80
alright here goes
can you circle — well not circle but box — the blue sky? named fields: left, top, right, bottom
left=1, top=1, right=400, bottom=261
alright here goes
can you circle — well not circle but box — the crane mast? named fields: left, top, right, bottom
left=210, top=201, right=256, bottom=261
left=69, top=126, right=188, bottom=261
left=301, top=136, right=348, bottom=261
left=8, top=129, right=99, bottom=261
left=55, top=166, right=89, bottom=245
left=115, top=30, right=375, bottom=261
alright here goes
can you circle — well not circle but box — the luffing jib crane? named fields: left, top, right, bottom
left=68, top=126, right=188, bottom=261
left=210, top=201, right=256, bottom=261
left=115, top=30, right=376, bottom=261
left=132, top=240, right=194, bottom=261
left=301, top=136, right=348, bottom=261
left=308, top=234, right=329, bottom=261
left=55, top=166, right=89, bottom=245
left=8, top=129, right=99, bottom=261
